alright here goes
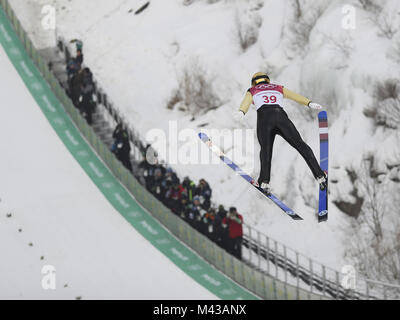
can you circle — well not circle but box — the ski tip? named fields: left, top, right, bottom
left=318, top=111, right=328, bottom=119
left=286, top=211, right=304, bottom=220
left=318, top=210, right=328, bottom=223
left=198, top=132, right=208, bottom=141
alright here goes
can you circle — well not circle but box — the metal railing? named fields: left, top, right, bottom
left=242, top=223, right=400, bottom=300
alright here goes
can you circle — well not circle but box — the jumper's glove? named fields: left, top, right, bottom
left=233, top=110, right=245, bottom=122
left=308, top=102, right=323, bottom=110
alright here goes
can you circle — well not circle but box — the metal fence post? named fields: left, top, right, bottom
left=284, top=246, right=288, bottom=285
left=296, top=252, right=300, bottom=299
left=266, top=235, right=270, bottom=275
left=336, top=271, right=340, bottom=299
left=284, top=279, right=288, bottom=300
left=274, top=240, right=278, bottom=279
left=257, top=230, right=261, bottom=271
left=309, top=259, right=313, bottom=293
left=248, top=225, right=252, bottom=264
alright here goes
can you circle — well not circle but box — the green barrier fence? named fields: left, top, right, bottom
left=0, top=0, right=327, bottom=300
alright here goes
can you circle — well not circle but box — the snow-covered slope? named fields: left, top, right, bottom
left=8, top=0, right=400, bottom=272
left=0, top=44, right=217, bottom=300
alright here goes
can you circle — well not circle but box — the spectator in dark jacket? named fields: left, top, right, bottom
left=195, top=179, right=212, bottom=210
left=217, top=205, right=227, bottom=220
left=222, top=207, right=243, bottom=260
left=149, top=167, right=165, bottom=202
left=66, top=58, right=80, bottom=81
left=163, top=168, right=179, bottom=187
left=194, top=196, right=207, bottom=232
left=69, top=67, right=85, bottom=107
left=182, top=177, right=196, bottom=202
left=215, top=205, right=227, bottom=248
left=202, top=208, right=218, bottom=241
left=186, top=196, right=203, bottom=230
left=75, top=48, right=83, bottom=66
left=79, top=68, right=95, bottom=124
left=111, top=123, right=132, bottom=172
left=81, top=67, right=93, bottom=89
left=139, top=160, right=154, bottom=188
left=185, top=202, right=198, bottom=229
left=178, top=196, right=190, bottom=222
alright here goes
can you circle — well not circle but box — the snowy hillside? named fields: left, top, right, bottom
left=0, top=44, right=217, bottom=300
left=8, top=0, right=400, bottom=280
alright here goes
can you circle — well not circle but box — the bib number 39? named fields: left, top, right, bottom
left=263, top=95, right=277, bottom=104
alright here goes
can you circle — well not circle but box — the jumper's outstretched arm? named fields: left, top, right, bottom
left=283, top=88, right=311, bottom=106
left=239, top=91, right=253, bottom=115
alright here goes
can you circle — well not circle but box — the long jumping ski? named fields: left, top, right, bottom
left=198, top=132, right=303, bottom=220
left=318, top=111, right=329, bottom=222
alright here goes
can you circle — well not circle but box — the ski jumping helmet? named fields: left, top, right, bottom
left=251, top=72, right=270, bottom=86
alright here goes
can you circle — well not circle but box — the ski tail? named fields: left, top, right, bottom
left=318, top=111, right=329, bottom=222
left=198, top=132, right=303, bottom=221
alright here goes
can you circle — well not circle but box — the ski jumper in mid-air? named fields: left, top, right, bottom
left=235, top=72, right=327, bottom=194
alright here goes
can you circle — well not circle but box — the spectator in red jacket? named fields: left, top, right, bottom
left=222, top=207, right=243, bottom=260
left=165, top=182, right=185, bottom=214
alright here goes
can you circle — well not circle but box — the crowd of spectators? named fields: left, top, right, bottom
left=137, top=159, right=244, bottom=260
left=61, top=39, right=244, bottom=260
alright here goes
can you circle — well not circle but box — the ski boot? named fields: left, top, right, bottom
left=317, top=172, right=328, bottom=191
left=260, top=182, right=272, bottom=195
